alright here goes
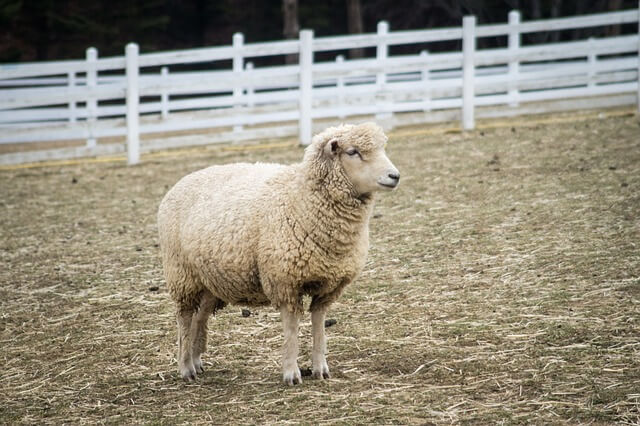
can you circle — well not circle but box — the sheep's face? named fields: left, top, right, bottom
left=324, top=123, right=400, bottom=196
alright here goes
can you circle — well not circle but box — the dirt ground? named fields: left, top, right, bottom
left=1, top=110, right=639, bottom=424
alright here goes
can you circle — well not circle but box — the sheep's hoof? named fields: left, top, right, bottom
left=193, top=357, right=205, bottom=374
left=312, top=365, right=331, bottom=380
left=181, top=372, right=197, bottom=382
left=312, top=370, right=331, bottom=380
left=180, top=366, right=197, bottom=382
left=282, top=367, right=302, bottom=386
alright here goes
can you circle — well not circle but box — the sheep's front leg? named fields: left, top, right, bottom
left=311, top=307, right=330, bottom=380
left=280, top=306, right=302, bottom=385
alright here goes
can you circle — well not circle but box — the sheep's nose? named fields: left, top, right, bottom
left=388, top=172, right=400, bottom=182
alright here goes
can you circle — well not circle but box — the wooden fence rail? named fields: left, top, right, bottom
left=0, top=6, right=638, bottom=165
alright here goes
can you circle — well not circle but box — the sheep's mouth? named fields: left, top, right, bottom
left=377, top=182, right=398, bottom=189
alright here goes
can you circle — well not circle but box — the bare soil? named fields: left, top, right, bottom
left=1, top=110, right=639, bottom=424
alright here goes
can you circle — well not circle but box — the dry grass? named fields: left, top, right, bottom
left=1, top=110, right=639, bottom=424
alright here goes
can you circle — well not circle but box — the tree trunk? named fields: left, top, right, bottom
left=550, top=0, right=561, bottom=42
left=346, top=0, right=364, bottom=58
left=196, top=0, right=206, bottom=46
left=606, top=0, right=623, bottom=36
left=530, top=0, right=543, bottom=42
left=573, top=1, right=587, bottom=40
left=283, top=0, right=299, bottom=64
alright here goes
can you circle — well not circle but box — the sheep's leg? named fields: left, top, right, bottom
left=280, top=306, right=302, bottom=385
left=190, top=290, right=219, bottom=374
left=177, top=305, right=197, bottom=381
left=311, top=307, right=330, bottom=380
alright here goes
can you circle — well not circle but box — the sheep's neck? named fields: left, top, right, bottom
left=301, top=159, right=372, bottom=211
left=278, top=170, right=373, bottom=255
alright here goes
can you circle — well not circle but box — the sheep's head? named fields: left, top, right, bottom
left=305, top=122, right=400, bottom=199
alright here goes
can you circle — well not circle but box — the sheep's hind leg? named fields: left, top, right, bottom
left=311, top=306, right=330, bottom=380
left=190, top=290, right=223, bottom=374
left=177, top=304, right=197, bottom=381
left=280, top=305, right=302, bottom=385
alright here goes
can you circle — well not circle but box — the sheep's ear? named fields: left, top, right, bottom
left=323, top=139, right=340, bottom=157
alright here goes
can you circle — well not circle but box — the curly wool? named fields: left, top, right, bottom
left=158, top=123, right=386, bottom=314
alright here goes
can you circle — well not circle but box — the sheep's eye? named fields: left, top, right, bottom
left=346, top=149, right=360, bottom=157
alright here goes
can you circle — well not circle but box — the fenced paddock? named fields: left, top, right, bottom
left=0, top=7, right=639, bottom=165
left=1, top=109, right=639, bottom=423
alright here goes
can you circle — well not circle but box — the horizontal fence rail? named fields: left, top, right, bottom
left=0, top=6, right=639, bottom=165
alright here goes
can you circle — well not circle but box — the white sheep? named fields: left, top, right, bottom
left=157, top=122, right=400, bottom=385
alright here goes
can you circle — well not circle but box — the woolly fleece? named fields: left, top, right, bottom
left=157, top=122, right=389, bottom=314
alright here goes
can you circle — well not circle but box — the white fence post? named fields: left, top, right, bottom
left=68, top=71, right=76, bottom=123
left=233, top=32, right=244, bottom=132
left=421, top=50, right=431, bottom=112
left=508, top=10, right=520, bottom=107
left=336, top=55, right=345, bottom=119
left=299, top=29, right=313, bottom=146
left=636, top=0, right=639, bottom=113
left=587, top=38, right=597, bottom=88
left=462, top=15, right=476, bottom=130
left=376, top=21, right=388, bottom=89
left=245, top=62, right=254, bottom=109
left=160, top=66, right=169, bottom=119
left=376, top=21, right=391, bottom=120
left=86, top=47, right=97, bottom=148
left=125, top=43, right=140, bottom=165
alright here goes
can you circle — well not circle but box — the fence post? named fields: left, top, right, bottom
left=68, top=71, right=77, bottom=123
left=508, top=10, right=520, bottom=107
left=125, top=43, right=140, bottom=165
left=299, top=29, right=313, bottom=146
left=421, top=50, right=431, bottom=112
left=587, top=38, right=597, bottom=89
left=160, top=66, right=169, bottom=119
left=86, top=47, right=97, bottom=148
left=636, top=0, right=639, bottom=113
left=245, top=62, right=254, bottom=109
left=376, top=21, right=391, bottom=120
left=336, top=55, right=345, bottom=119
left=462, top=15, right=476, bottom=130
left=233, top=32, right=244, bottom=132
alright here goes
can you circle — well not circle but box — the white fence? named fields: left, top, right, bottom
left=1, top=7, right=639, bottom=165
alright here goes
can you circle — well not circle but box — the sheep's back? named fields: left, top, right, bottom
left=158, top=162, right=286, bottom=300
left=160, top=161, right=283, bottom=219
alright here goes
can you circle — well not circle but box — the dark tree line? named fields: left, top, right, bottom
left=0, top=0, right=635, bottom=63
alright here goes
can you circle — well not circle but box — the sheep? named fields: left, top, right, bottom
left=157, top=122, right=400, bottom=385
